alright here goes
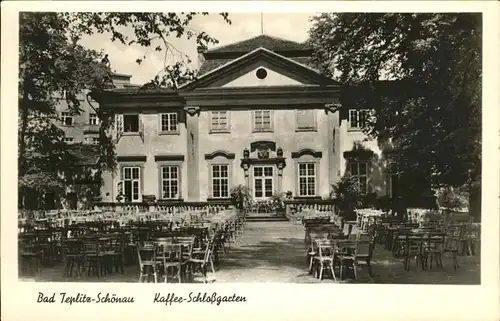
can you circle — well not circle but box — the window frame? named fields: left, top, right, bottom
left=292, top=152, right=321, bottom=198
left=350, top=160, right=370, bottom=194
left=159, top=165, right=181, bottom=200
left=159, top=112, right=180, bottom=135
left=348, top=109, right=370, bottom=130
left=252, top=110, right=273, bottom=132
left=210, top=164, right=230, bottom=199
left=61, top=112, right=74, bottom=127
left=295, top=109, right=317, bottom=132
left=297, top=162, right=317, bottom=197
left=123, top=113, right=140, bottom=133
left=89, top=113, right=98, bottom=125
left=252, top=165, right=275, bottom=199
left=209, top=110, right=231, bottom=133
left=207, top=155, right=233, bottom=199
left=121, top=165, right=142, bottom=202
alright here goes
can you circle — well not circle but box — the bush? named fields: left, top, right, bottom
left=330, top=173, right=363, bottom=211
left=230, top=185, right=252, bottom=210
left=436, top=186, right=469, bottom=210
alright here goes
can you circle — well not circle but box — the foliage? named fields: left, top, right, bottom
left=330, top=173, right=363, bottom=210
left=19, top=12, right=231, bottom=209
left=309, top=13, right=481, bottom=214
left=436, top=186, right=469, bottom=210
left=270, top=192, right=285, bottom=213
left=230, top=185, right=252, bottom=210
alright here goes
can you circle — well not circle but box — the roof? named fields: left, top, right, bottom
left=198, top=56, right=315, bottom=76
left=183, top=47, right=338, bottom=90
left=111, top=72, right=132, bottom=79
left=206, top=35, right=310, bottom=55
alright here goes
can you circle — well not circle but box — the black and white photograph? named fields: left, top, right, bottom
left=14, top=10, right=485, bottom=286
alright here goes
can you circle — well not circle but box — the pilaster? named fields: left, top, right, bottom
left=184, top=106, right=201, bottom=201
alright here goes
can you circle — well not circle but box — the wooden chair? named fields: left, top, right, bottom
left=62, top=238, right=84, bottom=278
left=189, top=238, right=216, bottom=283
left=136, top=242, right=159, bottom=283
left=421, top=232, right=446, bottom=270
left=313, top=239, right=337, bottom=281
left=335, top=240, right=357, bottom=281
left=101, top=235, right=125, bottom=275
left=18, top=236, right=42, bottom=276
left=443, top=234, right=460, bottom=270
left=461, top=223, right=480, bottom=256
left=403, top=234, right=425, bottom=271
left=161, top=243, right=185, bottom=283
left=352, top=237, right=376, bottom=279
left=82, top=238, right=105, bottom=278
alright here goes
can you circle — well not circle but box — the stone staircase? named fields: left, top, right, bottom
left=245, top=211, right=289, bottom=222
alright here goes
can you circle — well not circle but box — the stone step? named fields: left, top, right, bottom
left=246, top=216, right=289, bottom=222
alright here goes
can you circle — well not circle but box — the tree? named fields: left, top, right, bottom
left=308, top=13, right=481, bottom=217
left=19, top=12, right=231, bottom=209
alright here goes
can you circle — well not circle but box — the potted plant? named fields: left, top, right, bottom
left=230, top=185, right=252, bottom=211
left=270, top=192, right=285, bottom=215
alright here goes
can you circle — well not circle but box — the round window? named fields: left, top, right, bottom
left=256, top=68, right=267, bottom=80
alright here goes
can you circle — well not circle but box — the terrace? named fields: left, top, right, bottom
left=18, top=199, right=480, bottom=284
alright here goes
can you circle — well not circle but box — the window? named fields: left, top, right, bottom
left=64, top=137, right=74, bottom=143
left=86, top=137, right=99, bottom=145
left=349, top=109, right=369, bottom=129
left=296, top=109, right=316, bottom=131
left=122, top=166, right=140, bottom=202
left=89, top=113, right=98, bottom=125
left=160, top=113, right=178, bottom=133
left=254, top=166, right=274, bottom=199
left=350, top=161, right=369, bottom=194
left=253, top=110, right=272, bottom=132
left=211, top=164, right=229, bottom=198
left=160, top=166, right=179, bottom=199
left=210, top=111, right=229, bottom=132
left=298, top=163, right=316, bottom=196
left=61, top=112, right=73, bottom=126
left=123, top=114, right=139, bottom=132
left=256, top=68, right=267, bottom=80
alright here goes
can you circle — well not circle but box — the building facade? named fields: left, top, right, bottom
left=56, top=73, right=134, bottom=144
left=97, top=35, right=394, bottom=205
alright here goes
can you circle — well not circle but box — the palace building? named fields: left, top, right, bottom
left=96, top=35, right=394, bottom=205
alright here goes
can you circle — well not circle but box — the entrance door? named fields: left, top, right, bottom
left=253, top=166, right=274, bottom=199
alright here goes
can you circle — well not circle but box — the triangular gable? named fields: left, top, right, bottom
left=180, top=47, right=339, bottom=90
left=221, top=64, right=305, bottom=87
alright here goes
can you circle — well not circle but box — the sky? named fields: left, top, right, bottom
left=79, top=13, right=316, bottom=85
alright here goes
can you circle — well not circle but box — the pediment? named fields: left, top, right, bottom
left=220, top=62, right=307, bottom=87
left=181, top=47, right=339, bottom=91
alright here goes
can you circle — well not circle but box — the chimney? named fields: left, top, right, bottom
left=197, top=45, right=207, bottom=70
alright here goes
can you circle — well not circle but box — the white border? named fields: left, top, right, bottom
left=2, top=2, right=499, bottom=321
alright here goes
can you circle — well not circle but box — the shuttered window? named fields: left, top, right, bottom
left=296, top=109, right=316, bottom=130
left=210, top=111, right=229, bottom=132
left=253, top=110, right=272, bottom=131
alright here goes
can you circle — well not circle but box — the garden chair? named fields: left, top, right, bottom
left=161, top=243, right=185, bottom=283
left=189, top=238, right=216, bottom=283
left=402, top=234, right=425, bottom=271
left=62, top=238, right=84, bottom=278
left=137, top=242, right=159, bottom=283
left=82, top=237, right=105, bottom=278
left=313, top=239, right=337, bottom=281
left=421, top=232, right=446, bottom=270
